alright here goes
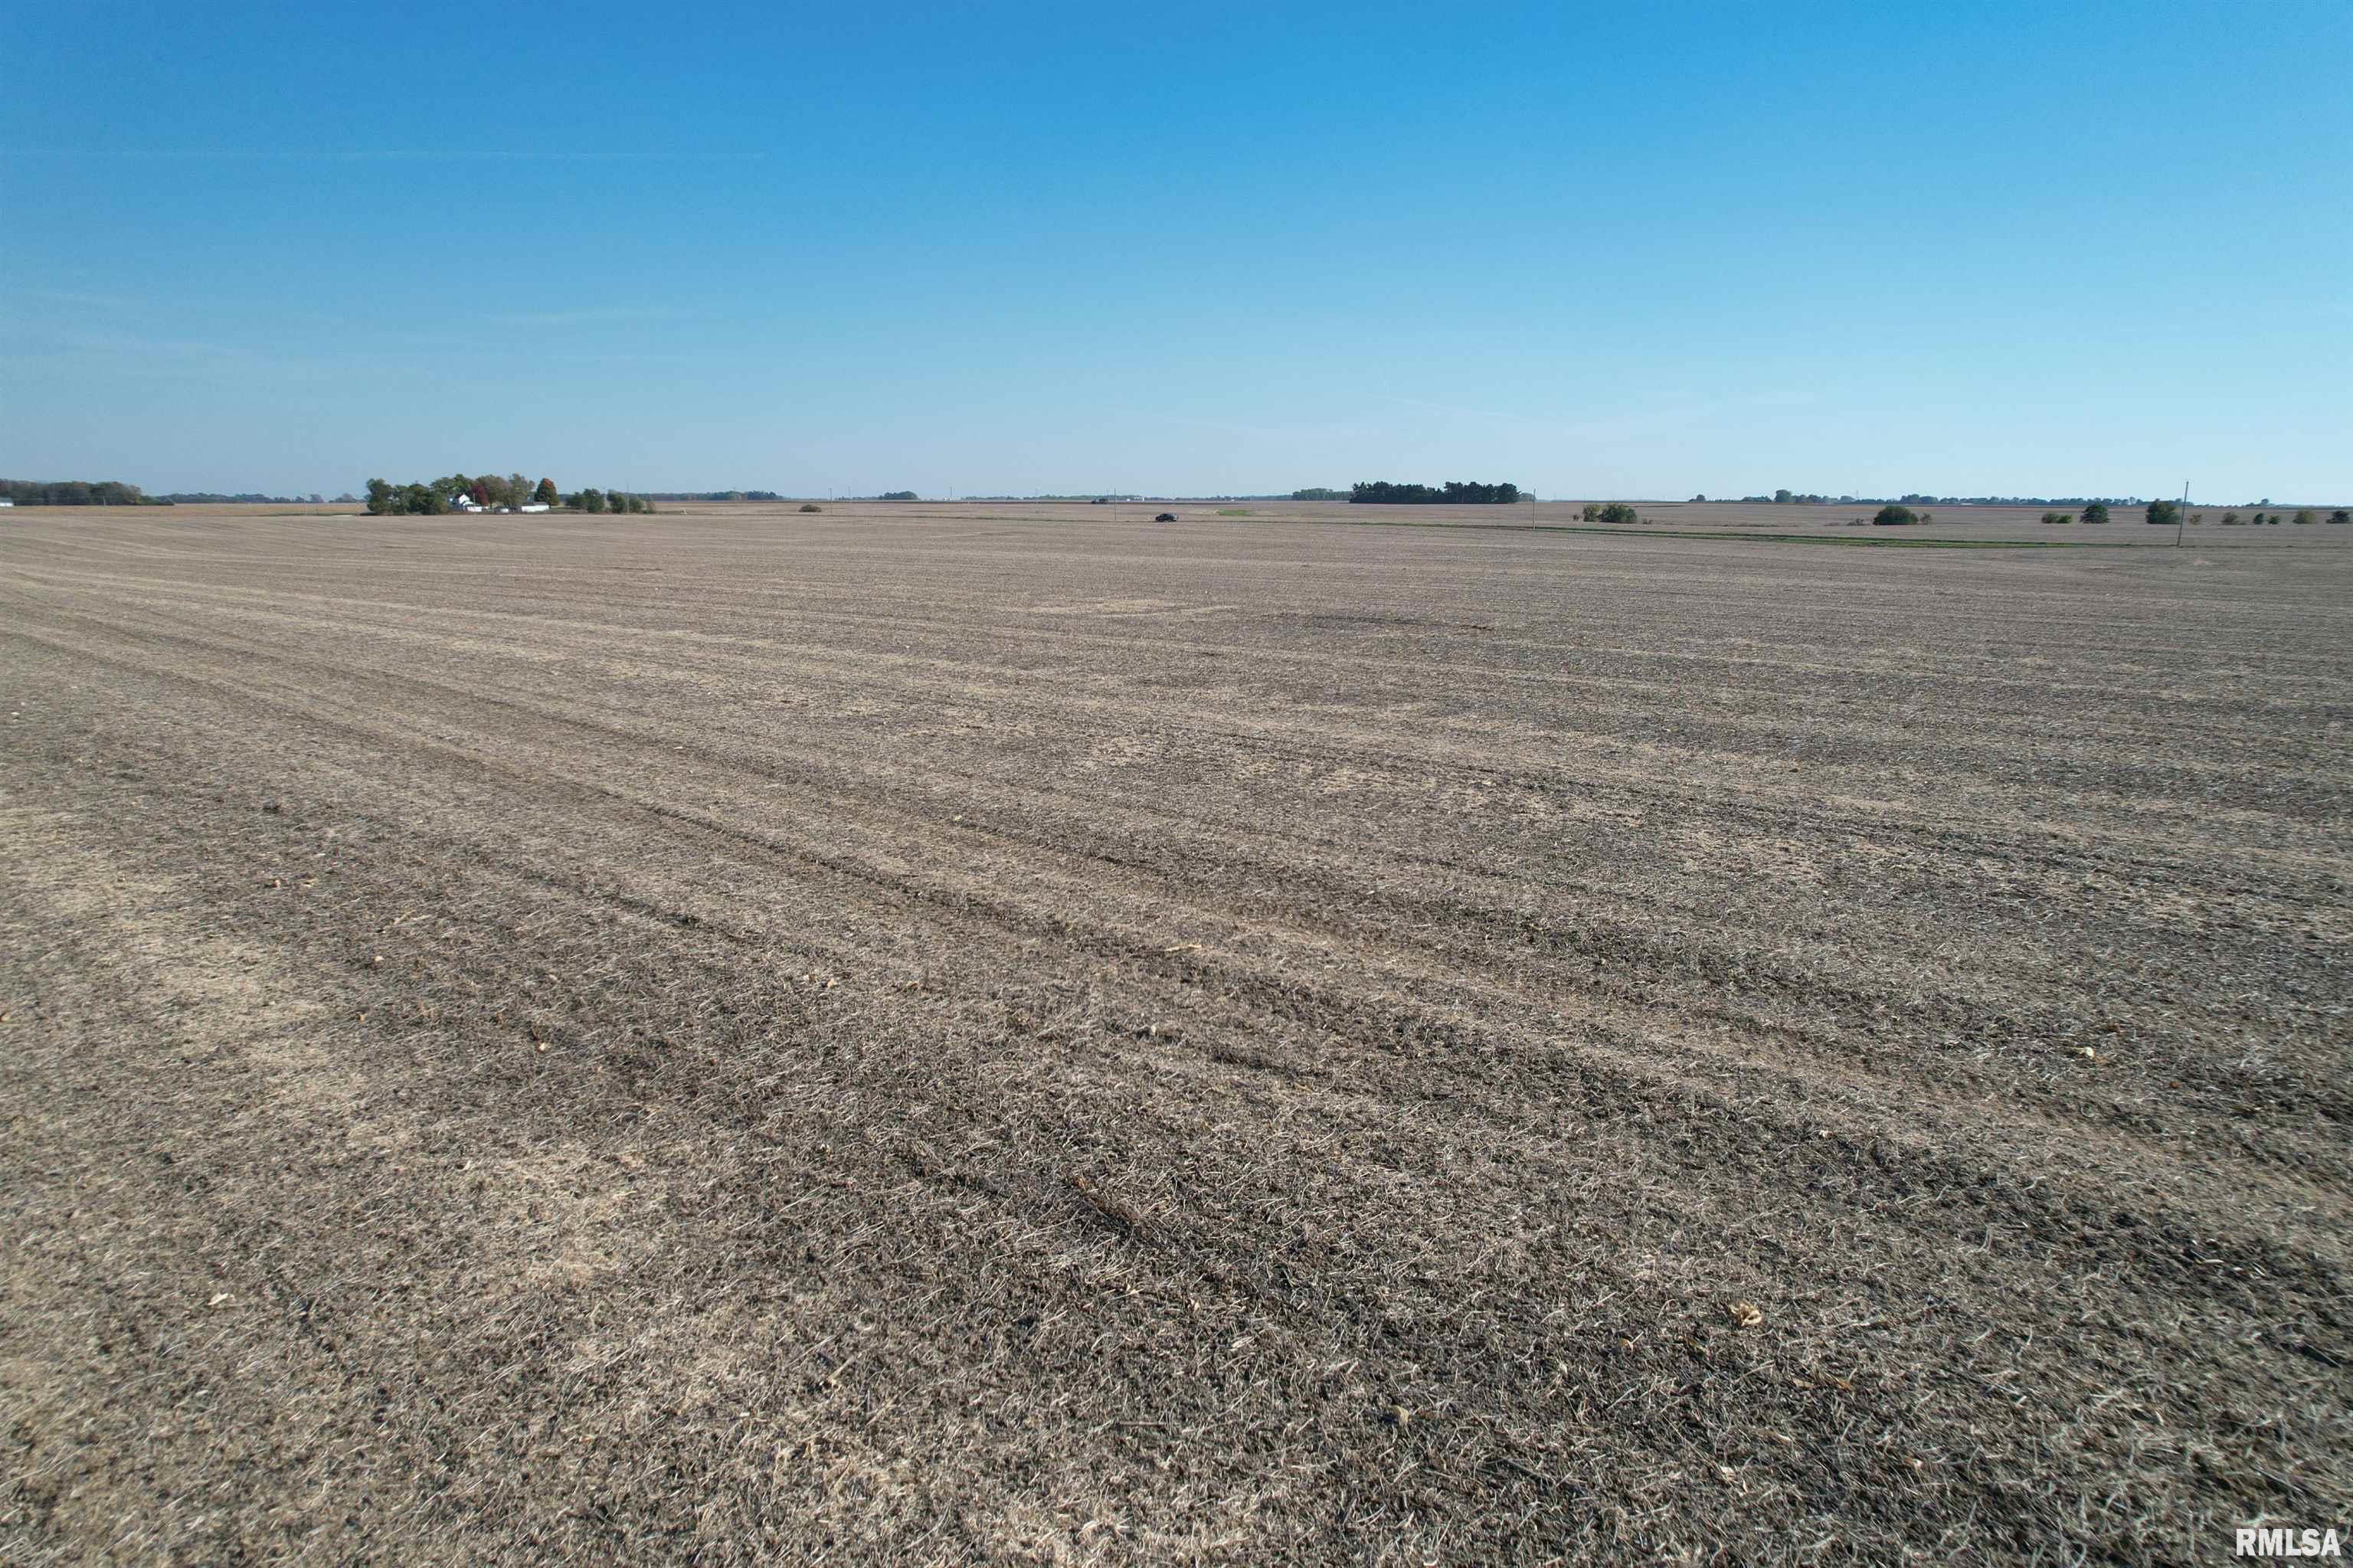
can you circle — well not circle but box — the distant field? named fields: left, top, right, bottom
left=110, top=495, right=2342, bottom=545
left=4, top=504, right=2348, bottom=1563
left=663, top=496, right=2340, bottom=545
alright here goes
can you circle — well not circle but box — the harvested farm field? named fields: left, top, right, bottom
left=4, top=502, right=2350, bottom=1565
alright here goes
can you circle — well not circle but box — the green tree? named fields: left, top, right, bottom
left=1596, top=502, right=1639, bottom=525
left=2329, top=510, right=2350, bottom=525
left=2041, top=511, right=2071, bottom=525
left=2145, top=499, right=2181, bottom=527
left=2292, top=509, right=2317, bottom=524
left=365, top=478, right=398, bottom=516
left=2080, top=502, right=2111, bottom=524
left=578, top=488, right=607, bottom=513
left=533, top=478, right=558, bottom=506
left=1774, top=489, right=1792, bottom=504
left=1872, top=504, right=1919, bottom=526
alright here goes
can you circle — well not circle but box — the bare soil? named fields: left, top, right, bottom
left=3, top=503, right=2348, bottom=1564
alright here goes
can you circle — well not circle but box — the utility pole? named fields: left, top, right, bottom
left=2178, top=480, right=2188, bottom=547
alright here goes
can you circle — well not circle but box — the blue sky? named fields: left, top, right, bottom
left=5, top=1, right=2347, bottom=501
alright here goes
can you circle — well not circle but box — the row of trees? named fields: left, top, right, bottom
left=2039, top=502, right=2119, bottom=524
left=1722, top=489, right=2236, bottom=508
left=365, top=474, right=556, bottom=515
left=2214, top=509, right=2346, bottom=525
left=1350, top=480, right=1523, bottom=505
left=362, top=475, right=651, bottom=516
left=160, top=491, right=329, bottom=504
left=572, top=489, right=654, bottom=513
left=2034, top=503, right=2353, bottom=525
left=2, top=479, right=167, bottom=506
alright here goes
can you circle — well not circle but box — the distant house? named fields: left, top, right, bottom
left=518, top=502, right=550, bottom=513
left=0, top=499, right=14, bottom=508
left=453, top=495, right=486, bottom=512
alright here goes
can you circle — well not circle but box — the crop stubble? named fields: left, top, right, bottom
left=2, top=504, right=2347, bottom=1564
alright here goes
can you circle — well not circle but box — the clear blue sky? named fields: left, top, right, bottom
left=5, top=1, right=2347, bottom=502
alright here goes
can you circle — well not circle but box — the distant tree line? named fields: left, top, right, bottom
left=1351, top=480, right=1522, bottom=505
left=366, top=474, right=558, bottom=515
left=644, top=491, right=784, bottom=502
left=363, top=473, right=653, bottom=516
left=1291, top=487, right=1349, bottom=501
left=159, top=491, right=326, bottom=504
left=2211, top=509, right=2345, bottom=525
left=567, top=489, right=653, bottom=514
left=1729, top=487, right=2353, bottom=510
left=3, top=479, right=169, bottom=506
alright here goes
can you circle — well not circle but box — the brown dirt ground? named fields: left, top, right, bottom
left=2, top=503, right=2348, bottom=1564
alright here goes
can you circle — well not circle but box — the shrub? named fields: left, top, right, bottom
left=1595, top=502, right=1639, bottom=525
left=1872, top=504, right=1919, bottom=527
left=2330, top=510, right=2350, bottom=525
left=2145, top=499, right=2181, bottom=527
left=2042, top=511, right=2073, bottom=525
left=2080, top=502, right=2110, bottom=524
left=2292, top=509, right=2317, bottom=525
left=1154, top=512, right=1178, bottom=522
left=2220, top=511, right=2243, bottom=525
left=800, top=503, right=822, bottom=512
